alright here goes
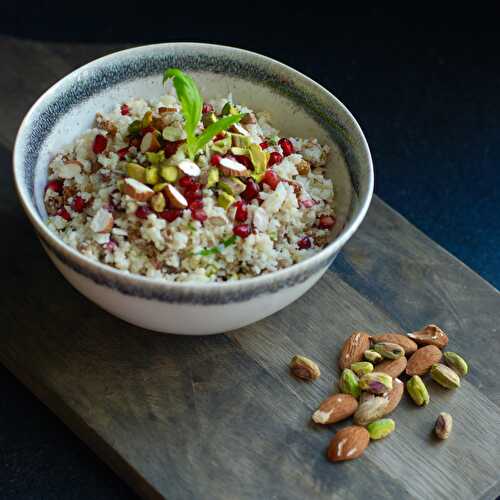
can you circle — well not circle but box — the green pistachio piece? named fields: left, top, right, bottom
left=162, top=126, right=184, bottom=142
left=145, top=167, right=159, bottom=185
left=406, top=375, right=430, bottom=406
left=351, top=361, right=374, bottom=377
left=221, top=102, right=238, bottom=116
left=128, top=120, right=142, bottom=136
left=150, top=192, right=166, bottom=212
left=230, top=147, right=249, bottom=156
left=434, top=412, right=453, bottom=439
left=231, top=133, right=252, bottom=148
left=126, top=163, right=146, bottom=182
left=142, top=111, right=153, bottom=128
left=218, top=177, right=246, bottom=196
left=338, top=368, right=361, bottom=398
left=146, top=151, right=165, bottom=165
left=206, top=167, right=220, bottom=189
left=160, top=165, right=179, bottom=183
left=218, top=191, right=236, bottom=209
left=443, top=352, right=468, bottom=377
left=373, top=342, right=405, bottom=360
left=202, top=111, right=218, bottom=128
left=364, top=349, right=383, bottom=363
left=248, top=143, right=267, bottom=172
left=430, top=364, right=461, bottom=389
left=211, top=135, right=232, bottom=154
left=153, top=182, right=168, bottom=192
left=367, top=418, right=396, bottom=440
left=359, top=372, right=393, bottom=394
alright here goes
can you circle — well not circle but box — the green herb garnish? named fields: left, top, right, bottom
left=197, top=235, right=237, bottom=256
left=163, top=68, right=244, bottom=160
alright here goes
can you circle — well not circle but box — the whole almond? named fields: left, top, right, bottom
left=371, top=333, right=418, bottom=355
left=312, top=394, right=358, bottom=425
left=327, top=426, right=370, bottom=462
left=338, top=332, right=371, bottom=370
left=374, top=357, right=407, bottom=378
left=382, top=378, right=404, bottom=416
left=406, top=345, right=442, bottom=376
left=408, top=324, right=449, bottom=349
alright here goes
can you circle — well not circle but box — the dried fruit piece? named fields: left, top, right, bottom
left=371, top=333, right=418, bottom=355
left=443, top=352, right=468, bottom=377
left=382, top=378, right=404, bottom=416
left=367, top=418, right=396, bottom=440
left=327, top=426, right=370, bottom=462
left=290, top=355, right=320, bottom=381
left=408, top=324, right=449, bottom=349
left=359, top=373, right=393, bottom=394
left=430, top=364, right=461, bottom=389
left=373, top=342, right=405, bottom=360
left=406, top=375, right=430, bottom=406
left=374, top=357, right=407, bottom=378
left=338, top=369, right=361, bottom=398
left=364, top=349, right=383, bottom=363
left=339, top=332, right=371, bottom=370
left=353, top=396, right=389, bottom=425
left=312, top=394, right=358, bottom=424
left=351, top=362, right=374, bottom=377
left=435, top=412, right=453, bottom=439
left=406, top=345, right=442, bottom=376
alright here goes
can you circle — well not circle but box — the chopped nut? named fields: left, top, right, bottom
left=90, top=208, right=113, bottom=233
left=296, top=159, right=311, bottom=176
left=151, top=192, right=166, bottom=212
left=290, top=355, right=320, bottom=381
left=164, top=184, right=188, bottom=208
left=123, top=178, right=154, bottom=202
left=140, top=132, right=161, bottom=153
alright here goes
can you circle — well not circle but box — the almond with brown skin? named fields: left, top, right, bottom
left=338, top=332, right=371, bottom=370
left=218, top=157, right=250, bottom=177
left=312, top=394, right=358, bottom=425
left=123, top=178, right=154, bottom=202
left=371, top=333, right=418, bottom=355
left=382, top=378, right=404, bottom=416
left=327, top=426, right=370, bottom=462
left=407, top=324, right=449, bottom=349
left=406, top=345, right=442, bottom=376
left=164, top=184, right=188, bottom=209
left=374, top=357, right=407, bottom=378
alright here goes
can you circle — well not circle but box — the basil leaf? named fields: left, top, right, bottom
left=193, top=114, right=244, bottom=153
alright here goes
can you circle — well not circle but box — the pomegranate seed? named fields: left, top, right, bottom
left=259, top=141, right=268, bottom=150
left=92, top=134, right=108, bottom=154
left=278, top=138, right=294, bottom=156
left=241, top=179, right=260, bottom=201
left=234, top=155, right=253, bottom=169
left=120, top=104, right=130, bottom=116
left=72, top=195, right=86, bottom=213
left=189, top=199, right=204, bottom=210
left=210, top=154, right=222, bottom=166
left=135, top=206, right=151, bottom=219
left=46, top=180, right=63, bottom=193
left=202, top=103, right=214, bottom=114
left=185, top=189, right=202, bottom=203
left=164, top=140, right=181, bottom=158
left=234, top=200, right=248, bottom=222
left=141, top=125, right=155, bottom=136
left=192, top=208, right=207, bottom=222
left=268, top=152, right=283, bottom=167
left=318, top=215, right=336, bottom=229
left=117, top=147, right=129, bottom=160
left=214, top=132, right=225, bottom=142
left=56, top=207, right=71, bottom=221
left=159, top=209, right=182, bottom=222
left=178, top=176, right=194, bottom=188
left=263, top=170, right=280, bottom=190
left=184, top=181, right=202, bottom=193
left=233, top=224, right=251, bottom=238
left=297, top=236, right=312, bottom=250
left=300, top=199, right=315, bottom=208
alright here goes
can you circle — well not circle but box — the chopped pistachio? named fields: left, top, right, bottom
left=221, top=102, right=238, bottom=116
left=145, top=167, right=160, bottom=185
left=230, top=147, right=249, bottom=156
left=202, top=111, right=217, bottom=128
left=146, top=151, right=165, bottom=165
left=206, top=167, right=220, bottom=189
left=218, top=177, right=246, bottom=196
left=218, top=191, right=236, bottom=209
left=127, top=163, right=146, bottom=182
left=151, top=192, right=166, bottom=212
left=142, top=111, right=153, bottom=128
left=116, top=179, right=125, bottom=192
left=153, top=182, right=168, bottom=192
left=160, top=165, right=179, bottom=183
left=128, top=120, right=142, bottom=136
left=162, top=126, right=184, bottom=142
left=248, top=143, right=267, bottom=172
left=211, top=135, right=232, bottom=154
left=231, top=134, right=252, bottom=148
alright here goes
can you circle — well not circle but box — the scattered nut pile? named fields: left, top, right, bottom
left=289, top=324, right=469, bottom=462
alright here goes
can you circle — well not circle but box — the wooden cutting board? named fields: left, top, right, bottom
left=1, top=37, right=500, bottom=500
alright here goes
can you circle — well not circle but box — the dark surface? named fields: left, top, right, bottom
left=1, top=8, right=499, bottom=500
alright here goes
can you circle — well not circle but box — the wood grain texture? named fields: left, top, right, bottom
left=2, top=37, right=500, bottom=499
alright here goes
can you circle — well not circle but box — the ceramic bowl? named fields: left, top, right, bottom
left=13, top=43, right=373, bottom=335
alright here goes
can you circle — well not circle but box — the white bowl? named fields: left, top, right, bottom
left=13, top=43, right=373, bottom=335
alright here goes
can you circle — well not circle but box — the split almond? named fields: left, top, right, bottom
left=177, top=159, right=201, bottom=177
left=406, top=345, right=442, bottom=376
left=338, top=332, right=371, bottom=370
left=218, top=157, right=250, bottom=177
left=140, top=132, right=161, bottom=153
left=123, top=178, right=154, bottom=202
left=371, top=333, right=418, bottom=355
left=164, top=184, right=188, bottom=209
left=90, top=208, right=113, bottom=234
left=408, top=324, right=449, bottom=349
left=312, top=394, right=358, bottom=425
left=230, top=123, right=250, bottom=136
left=374, top=357, right=407, bottom=378
left=327, top=426, right=369, bottom=462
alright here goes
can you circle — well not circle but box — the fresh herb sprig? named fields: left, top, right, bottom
left=163, top=68, right=243, bottom=159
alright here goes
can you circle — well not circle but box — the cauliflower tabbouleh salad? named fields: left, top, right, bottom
left=44, top=69, right=336, bottom=282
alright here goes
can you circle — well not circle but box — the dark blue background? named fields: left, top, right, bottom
left=1, top=5, right=498, bottom=499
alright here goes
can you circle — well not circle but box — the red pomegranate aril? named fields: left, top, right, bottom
left=179, top=176, right=195, bottom=188
left=301, top=199, right=315, bottom=208
left=278, top=138, right=294, bottom=156
left=185, top=189, right=202, bottom=203
left=46, top=180, right=63, bottom=193
left=268, top=151, right=283, bottom=167
left=117, top=146, right=129, bottom=160
left=202, top=103, right=214, bottom=114
left=233, top=224, right=251, bottom=238
left=159, top=209, right=182, bottom=222
left=192, top=208, right=207, bottom=222
left=318, top=215, right=336, bottom=229
left=263, top=170, right=280, bottom=190
left=72, top=196, right=86, bottom=213
left=189, top=199, right=204, bottom=210
left=234, top=200, right=248, bottom=222
left=184, top=181, right=202, bottom=193
left=141, top=125, right=155, bottom=136
left=210, top=154, right=222, bottom=166
left=92, top=134, right=108, bottom=154
left=234, top=155, right=253, bottom=169
left=259, top=141, right=268, bottom=150
left=120, top=104, right=130, bottom=116
left=214, top=132, right=225, bottom=142
left=297, top=236, right=312, bottom=250
left=164, top=140, right=181, bottom=158
left=56, top=207, right=71, bottom=221
left=242, top=179, right=260, bottom=201
left=135, top=206, right=151, bottom=219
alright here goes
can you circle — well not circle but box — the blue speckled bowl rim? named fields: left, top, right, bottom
left=13, top=43, right=373, bottom=305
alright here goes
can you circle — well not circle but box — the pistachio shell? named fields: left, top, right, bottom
left=290, top=355, right=320, bottom=381
left=435, top=412, right=453, bottom=439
